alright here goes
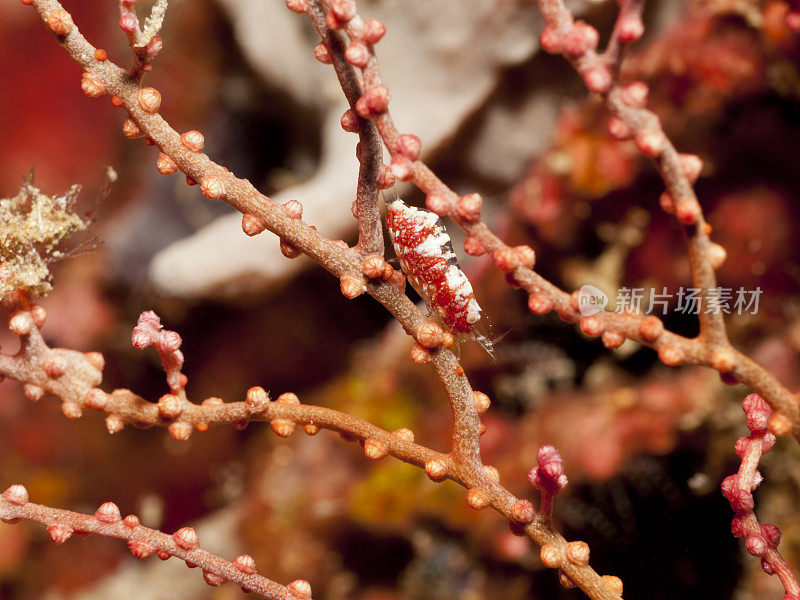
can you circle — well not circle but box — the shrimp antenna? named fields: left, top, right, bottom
left=472, top=331, right=496, bottom=362
left=379, top=187, right=399, bottom=208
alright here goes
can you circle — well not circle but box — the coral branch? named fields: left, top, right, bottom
left=0, top=485, right=303, bottom=600
left=602, top=0, right=645, bottom=71
left=534, top=0, right=720, bottom=335
left=303, top=0, right=384, bottom=255
left=21, top=1, right=792, bottom=598
left=0, top=290, right=102, bottom=419
left=308, top=0, right=800, bottom=439
left=131, top=310, right=186, bottom=393
left=721, top=395, right=800, bottom=599
left=25, top=0, right=479, bottom=460
left=533, top=0, right=800, bottom=436
left=528, top=445, right=569, bottom=519
left=118, top=0, right=165, bottom=81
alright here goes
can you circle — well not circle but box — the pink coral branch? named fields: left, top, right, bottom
left=602, top=0, right=645, bottom=70
left=721, top=394, right=800, bottom=599
left=528, top=445, right=569, bottom=520
left=132, top=310, right=187, bottom=393
left=118, top=0, right=163, bottom=82
left=519, top=448, right=622, bottom=596
left=0, top=485, right=308, bottom=600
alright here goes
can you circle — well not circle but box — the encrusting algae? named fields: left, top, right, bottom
left=0, top=177, right=91, bottom=297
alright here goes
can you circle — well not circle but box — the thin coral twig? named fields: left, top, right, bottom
left=118, top=0, right=165, bottom=82
left=0, top=298, right=444, bottom=467
left=721, top=394, right=800, bottom=599
left=602, top=0, right=645, bottom=72
left=0, top=486, right=305, bottom=600
left=302, top=0, right=384, bottom=255
left=535, top=0, right=720, bottom=338
left=131, top=310, right=186, bottom=393
left=528, top=445, right=569, bottom=520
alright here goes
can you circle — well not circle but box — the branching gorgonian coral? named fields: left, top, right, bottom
left=1, top=0, right=799, bottom=599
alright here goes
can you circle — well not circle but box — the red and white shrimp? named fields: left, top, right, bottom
left=386, top=198, right=492, bottom=354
